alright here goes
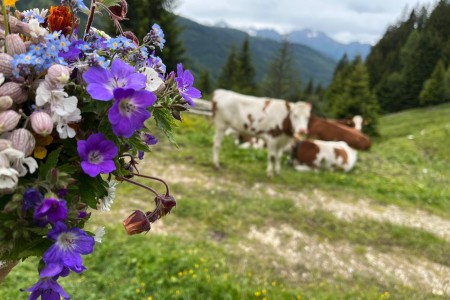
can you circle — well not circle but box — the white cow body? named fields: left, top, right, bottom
left=212, top=89, right=311, bottom=176
left=291, top=140, right=357, bottom=172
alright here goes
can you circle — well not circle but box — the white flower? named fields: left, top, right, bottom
left=28, top=19, right=48, bottom=40
left=1, top=148, right=38, bottom=176
left=54, top=108, right=81, bottom=139
left=97, top=180, right=118, bottom=212
left=0, top=73, right=4, bottom=86
left=0, top=152, right=19, bottom=194
left=140, top=67, right=165, bottom=93
left=94, top=227, right=106, bottom=243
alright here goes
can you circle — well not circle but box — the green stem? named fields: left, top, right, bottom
left=84, top=0, right=96, bottom=40
left=2, top=4, right=9, bottom=51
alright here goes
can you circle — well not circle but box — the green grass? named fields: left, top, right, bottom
left=1, top=104, right=450, bottom=299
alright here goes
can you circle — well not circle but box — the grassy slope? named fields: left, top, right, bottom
left=1, top=104, right=449, bottom=300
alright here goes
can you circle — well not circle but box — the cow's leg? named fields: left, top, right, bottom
left=266, top=143, right=276, bottom=177
left=294, top=164, right=313, bottom=172
left=274, top=148, right=284, bottom=175
left=213, top=124, right=226, bottom=169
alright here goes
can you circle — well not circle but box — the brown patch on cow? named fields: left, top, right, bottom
left=211, top=100, right=217, bottom=118
left=263, top=100, right=271, bottom=112
left=267, top=125, right=283, bottom=137
left=243, top=123, right=248, bottom=130
left=270, top=155, right=276, bottom=164
left=308, top=115, right=371, bottom=151
left=334, top=147, right=348, bottom=164
left=247, top=114, right=255, bottom=124
left=267, top=110, right=293, bottom=137
left=285, top=101, right=291, bottom=112
left=293, top=140, right=320, bottom=168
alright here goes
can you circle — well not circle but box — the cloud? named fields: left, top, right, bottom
left=175, top=0, right=431, bottom=44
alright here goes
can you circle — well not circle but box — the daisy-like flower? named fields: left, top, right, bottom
left=82, top=59, right=147, bottom=101
left=39, top=222, right=95, bottom=277
left=108, top=88, right=156, bottom=138
left=25, top=277, right=70, bottom=300
left=97, top=180, right=118, bottom=212
left=77, top=133, right=118, bottom=177
left=140, top=67, right=165, bottom=93
left=93, top=227, right=106, bottom=243
left=0, top=152, right=19, bottom=194
left=176, top=63, right=202, bottom=106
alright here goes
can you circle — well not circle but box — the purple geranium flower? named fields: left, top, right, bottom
left=22, top=188, right=44, bottom=211
left=176, top=63, right=202, bottom=106
left=108, top=88, right=156, bottom=138
left=34, top=198, right=68, bottom=225
left=25, top=277, right=70, bottom=300
left=82, top=59, right=146, bottom=101
left=143, top=133, right=158, bottom=145
left=39, top=222, right=95, bottom=278
left=77, top=133, right=118, bottom=177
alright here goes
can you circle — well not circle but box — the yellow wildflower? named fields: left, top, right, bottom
left=4, top=0, right=17, bottom=7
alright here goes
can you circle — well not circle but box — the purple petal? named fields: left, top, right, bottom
left=47, top=280, right=70, bottom=300
left=124, top=73, right=147, bottom=90
left=77, top=140, right=87, bottom=160
left=86, top=83, right=114, bottom=101
left=186, top=87, right=202, bottom=99
left=81, top=161, right=101, bottom=177
left=48, top=222, right=67, bottom=240
left=113, top=88, right=134, bottom=101
left=98, top=160, right=117, bottom=174
left=110, top=59, right=135, bottom=79
left=177, top=63, right=183, bottom=77
left=182, top=70, right=194, bottom=85
left=97, top=140, right=118, bottom=159
left=108, top=102, right=122, bottom=124
left=111, top=117, right=134, bottom=138
left=61, top=250, right=83, bottom=273
left=70, top=229, right=95, bottom=254
left=40, top=262, right=64, bottom=278
left=132, top=90, right=156, bottom=107
left=83, top=66, right=111, bottom=85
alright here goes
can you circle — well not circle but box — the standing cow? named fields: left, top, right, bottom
left=291, top=140, right=357, bottom=172
left=212, top=89, right=311, bottom=177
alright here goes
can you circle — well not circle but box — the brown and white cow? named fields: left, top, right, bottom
left=291, top=140, right=357, bottom=172
left=307, top=116, right=371, bottom=150
left=334, top=115, right=364, bottom=131
left=212, top=89, right=311, bottom=176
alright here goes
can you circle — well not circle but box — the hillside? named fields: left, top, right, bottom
left=2, top=104, right=449, bottom=299
left=252, top=28, right=372, bottom=61
left=177, top=17, right=337, bottom=87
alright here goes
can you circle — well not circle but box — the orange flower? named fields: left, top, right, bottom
left=3, top=0, right=18, bottom=6
left=47, top=5, right=73, bottom=35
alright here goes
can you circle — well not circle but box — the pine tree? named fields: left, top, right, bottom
left=334, top=54, right=350, bottom=76
left=261, top=39, right=301, bottom=100
left=217, top=45, right=239, bottom=90
left=236, top=38, right=256, bottom=94
left=197, top=69, right=213, bottom=97
left=303, top=79, right=314, bottom=97
left=419, top=59, right=446, bottom=106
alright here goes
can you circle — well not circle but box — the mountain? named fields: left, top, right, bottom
left=176, top=17, right=337, bottom=87
left=250, top=28, right=372, bottom=61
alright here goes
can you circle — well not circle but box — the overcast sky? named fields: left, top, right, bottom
left=174, top=0, right=435, bottom=45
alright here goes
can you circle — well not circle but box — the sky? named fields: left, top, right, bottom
left=174, top=0, right=435, bottom=45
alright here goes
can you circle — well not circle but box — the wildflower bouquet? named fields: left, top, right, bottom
left=0, top=0, right=201, bottom=298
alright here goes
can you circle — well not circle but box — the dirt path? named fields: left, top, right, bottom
left=139, top=160, right=450, bottom=296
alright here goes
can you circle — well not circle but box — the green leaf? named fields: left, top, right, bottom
left=100, top=0, right=122, bottom=7
left=152, top=107, right=178, bottom=145
left=75, top=173, right=108, bottom=209
left=38, top=147, right=62, bottom=181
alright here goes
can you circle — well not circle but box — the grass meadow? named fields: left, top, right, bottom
left=1, top=103, right=449, bottom=299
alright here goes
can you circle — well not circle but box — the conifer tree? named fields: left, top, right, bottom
left=261, top=39, right=301, bottom=100
left=419, top=60, right=446, bottom=106
left=197, top=69, right=213, bottom=97
left=217, top=45, right=239, bottom=90
left=303, top=79, right=314, bottom=97
left=236, top=38, right=256, bottom=94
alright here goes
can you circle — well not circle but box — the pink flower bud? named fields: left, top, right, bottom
left=8, top=128, right=36, bottom=156
left=0, top=53, right=14, bottom=77
left=123, top=210, right=151, bottom=235
left=0, top=82, right=28, bottom=104
left=0, top=96, right=13, bottom=111
left=30, top=111, right=53, bottom=136
left=5, top=34, right=26, bottom=56
left=47, top=64, right=71, bottom=84
left=0, top=110, right=21, bottom=134
left=0, top=138, right=12, bottom=151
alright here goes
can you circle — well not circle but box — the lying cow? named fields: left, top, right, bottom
left=291, top=140, right=357, bottom=172
left=308, top=116, right=371, bottom=150
left=334, top=115, right=364, bottom=131
left=212, top=89, right=311, bottom=177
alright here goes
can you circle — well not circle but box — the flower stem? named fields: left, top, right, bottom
left=130, top=173, right=170, bottom=196
left=115, top=175, right=158, bottom=197
left=84, top=0, right=96, bottom=40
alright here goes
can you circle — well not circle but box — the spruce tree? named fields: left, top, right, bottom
left=236, top=38, right=256, bottom=94
left=419, top=59, right=446, bottom=106
left=217, top=45, right=239, bottom=90
left=197, top=69, right=213, bottom=97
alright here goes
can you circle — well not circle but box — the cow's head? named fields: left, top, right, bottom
left=291, top=101, right=312, bottom=138
left=353, top=115, right=363, bottom=131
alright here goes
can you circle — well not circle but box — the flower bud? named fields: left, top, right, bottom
left=109, top=0, right=128, bottom=20
left=0, top=110, right=21, bottom=134
left=30, top=111, right=53, bottom=136
left=0, top=82, right=28, bottom=104
left=0, top=96, right=13, bottom=111
left=5, top=34, right=26, bottom=56
left=46, top=64, right=71, bottom=84
left=155, top=194, right=176, bottom=217
left=0, top=138, right=12, bottom=151
left=0, top=53, right=14, bottom=77
left=8, top=128, right=36, bottom=156
left=123, top=210, right=151, bottom=235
